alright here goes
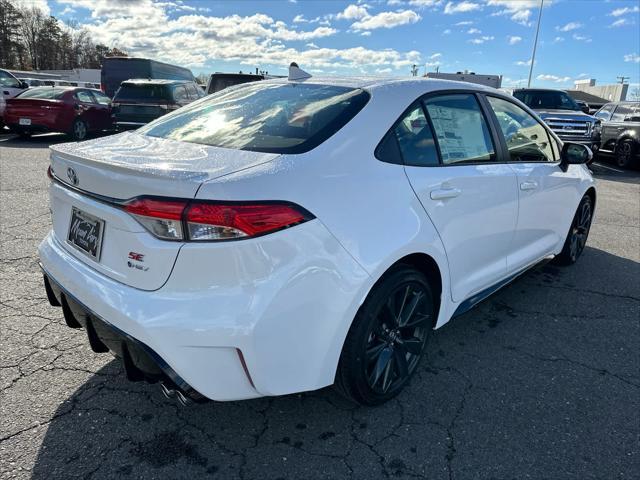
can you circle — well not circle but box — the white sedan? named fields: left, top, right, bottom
left=39, top=69, right=595, bottom=405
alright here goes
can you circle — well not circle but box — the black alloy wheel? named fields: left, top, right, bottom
left=615, top=140, right=635, bottom=168
left=336, top=266, right=435, bottom=405
left=554, top=194, right=593, bottom=265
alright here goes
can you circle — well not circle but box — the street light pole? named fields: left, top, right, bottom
left=527, top=0, right=544, bottom=88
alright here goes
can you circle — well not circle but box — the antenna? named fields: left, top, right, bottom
left=288, top=62, right=312, bottom=81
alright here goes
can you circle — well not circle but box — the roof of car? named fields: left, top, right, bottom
left=122, top=78, right=192, bottom=85
left=261, top=75, right=496, bottom=93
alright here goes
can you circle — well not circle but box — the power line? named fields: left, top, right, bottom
left=616, top=76, right=629, bottom=84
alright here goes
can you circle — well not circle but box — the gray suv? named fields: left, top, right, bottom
left=594, top=101, right=640, bottom=168
left=513, top=89, right=600, bottom=159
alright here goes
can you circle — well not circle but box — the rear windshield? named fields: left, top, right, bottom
left=139, top=83, right=370, bottom=153
left=16, top=88, right=67, bottom=99
left=513, top=90, right=579, bottom=111
left=114, top=84, right=170, bottom=101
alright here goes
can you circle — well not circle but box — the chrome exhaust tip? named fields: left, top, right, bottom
left=160, top=382, right=191, bottom=406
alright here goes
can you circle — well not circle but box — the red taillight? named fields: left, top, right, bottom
left=121, top=198, right=312, bottom=241
left=185, top=203, right=309, bottom=240
left=124, top=198, right=188, bottom=241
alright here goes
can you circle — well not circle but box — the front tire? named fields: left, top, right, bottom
left=335, top=266, right=435, bottom=406
left=70, top=118, right=88, bottom=141
left=554, top=194, right=593, bottom=266
left=615, top=139, right=635, bottom=168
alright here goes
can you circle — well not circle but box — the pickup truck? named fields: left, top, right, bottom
left=513, top=88, right=600, bottom=161
left=594, top=101, right=640, bottom=168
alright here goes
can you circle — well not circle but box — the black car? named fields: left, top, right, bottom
left=112, top=79, right=204, bottom=129
left=594, top=101, right=640, bottom=168
left=513, top=89, right=600, bottom=157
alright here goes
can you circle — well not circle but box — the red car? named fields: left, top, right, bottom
left=4, top=87, right=113, bottom=141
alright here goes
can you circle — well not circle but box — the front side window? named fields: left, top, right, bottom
left=513, top=90, right=580, bottom=111
left=76, top=91, right=95, bottom=103
left=595, top=104, right=614, bottom=121
left=173, top=85, right=188, bottom=102
left=487, top=96, right=555, bottom=163
left=423, top=94, right=496, bottom=165
left=92, top=92, right=111, bottom=105
left=0, top=70, right=21, bottom=88
left=393, top=104, right=439, bottom=167
left=139, top=83, right=370, bottom=154
left=611, top=104, right=640, bottom=122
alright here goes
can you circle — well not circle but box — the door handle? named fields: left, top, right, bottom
left=520, top=181, right=538, bottom=191
left=430, top=187, right=462, bottom=200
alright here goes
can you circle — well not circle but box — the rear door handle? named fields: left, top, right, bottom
left=430, top=187, right=462, bottom=200
left=520, top=181, right=538, bottom=191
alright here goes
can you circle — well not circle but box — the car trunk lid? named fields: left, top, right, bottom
left=48, top=131, right=280, bottom=290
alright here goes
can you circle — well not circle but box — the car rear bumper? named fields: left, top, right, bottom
left=38, top=219, right=370, bottom=401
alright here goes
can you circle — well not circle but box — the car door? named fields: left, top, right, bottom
left=594, top=104, right=615, bottom=150
left=75, top=90, right=100, bottom=130
left=89, top=91, right=113, bottom=130
left=483, top=94, right=577, bottom=272
left=400, top=93, right=519, bottom=302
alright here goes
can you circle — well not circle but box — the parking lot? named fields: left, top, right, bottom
left=0, top=132, right=638, bottom=479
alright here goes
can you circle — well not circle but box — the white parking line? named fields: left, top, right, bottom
left=593, top=162, right=625, bottom=174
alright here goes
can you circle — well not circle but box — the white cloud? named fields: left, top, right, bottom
left=469, top=35, right=494, bottom=44
left=467, top=27, right=481, bottom=34
left=609, top=6, right=640, bottom=17
left=557, top=21, right=582, bottom=32
left=487, top=0, right=542, bottom=26
left=508, top=35, right=522, bottom=44
left=351, top=9, right=421, bottom=30
left=13, top=0, right=50, bottom=15
left=537, top=74, right=571, bottom=83
left=515, top=59, right=532, bottom=66
left=610, top=18, right=633, bottom=28
left=443, top=28, right=452, bottom=34
left=305, top=42, right=319, bottom=48
left=408, top=0, right=442, bottom=6
left=443, top=1, right=482, bottom=14
left=624, top=53, right=640, bottom=63
left=360, top=31, right=372, bottom=36
left=430, top=52, right=442, bottom=59
left=572, top=33, right=591, bottom=43
left=455, top=20, right=473, bottom=25
left=553, top=36, right=564, bottom=43
left=336, top=4, right=369, bottom=20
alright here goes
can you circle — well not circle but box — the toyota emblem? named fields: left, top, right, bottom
left=67, top=167, right=78, bottom=186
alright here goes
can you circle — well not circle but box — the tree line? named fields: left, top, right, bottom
left=0, top=0, right=127, bottom=71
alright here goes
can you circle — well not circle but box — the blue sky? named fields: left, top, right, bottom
left=31, top=0, right=640, bottom=89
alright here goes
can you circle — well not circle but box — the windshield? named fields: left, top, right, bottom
left=513, top=90, right=580, bottom=111
left=15, top=88, right=67, bottom=99
left=115, top=84, right=170, bottom=102
left=139, top=82, right=370, bottom=153
left=0, top=69, right=22, bottom=88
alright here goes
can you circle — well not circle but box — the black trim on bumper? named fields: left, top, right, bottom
left=41, top=266, right=207, bottom=403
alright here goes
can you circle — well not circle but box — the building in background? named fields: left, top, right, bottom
left=425, top=70, right=502, bottom=88
left=573, top=79, right=628, bottom=103
left=566, top=90, right=609, bottom=113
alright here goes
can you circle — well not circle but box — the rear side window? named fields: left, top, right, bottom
left=139, top=83, right=370, bottom=154
left=424, top=94, right=496, bottom=164
left=15, top=88, right=67, bottom=100
left=92, top=91, right=111, bottom=105
left=394, top=104, right=439, bottom=167
left=115, top=84, right=169, bottom=101
left=611, top=104, right=640, bottom=122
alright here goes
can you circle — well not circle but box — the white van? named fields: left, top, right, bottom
left=1, top=69, right=28, bottom=128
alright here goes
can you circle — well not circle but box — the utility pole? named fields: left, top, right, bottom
left=411, top=64, right=418, bottom=77
left=617, top=76, right=629, bottom=84
left=527, top=0, right=544, bottom=88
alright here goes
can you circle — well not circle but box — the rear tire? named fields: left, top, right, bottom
left=553, top=194, right=593, bottom=266
left=615, top=139, right=635, bottom=169
left=335, top=266, right=435, bottom=406
left=70, top=118, right=88, bottom=141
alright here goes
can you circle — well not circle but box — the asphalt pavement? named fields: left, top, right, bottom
left=1, top=132, right=638, bottom=479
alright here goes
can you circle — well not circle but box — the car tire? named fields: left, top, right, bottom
left=335, top=265, right=435, bottom=406
left=17, top=130, right=32, bottom=139
left=70, top=118, right=88, bottom=141
left=553, top=194, right=593, bottom=266
left=615, top=139, right=636, bottom=169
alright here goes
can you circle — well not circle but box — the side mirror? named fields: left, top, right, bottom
left=560, top=142, right=592, bottom=171
left=624, top=116, right=640, bottom=122
left=20, top=81, right=29, bottom=89
left=580, top=105, right=589, bottom=114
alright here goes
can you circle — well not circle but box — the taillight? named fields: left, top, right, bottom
left=185, top=203, right=310, bottom=241
left=124, top=198, right=188, bottom=241
left=122, top=198, right=313, bottom=242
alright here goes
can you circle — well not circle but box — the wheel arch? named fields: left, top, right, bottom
left=585, top=186, right=596, bottom=211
